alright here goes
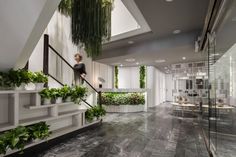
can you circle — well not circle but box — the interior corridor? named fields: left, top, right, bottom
left=33, top=103, right=209, bottom=157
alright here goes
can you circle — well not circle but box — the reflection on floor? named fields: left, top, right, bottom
left=38, top=103, right=209, bottom=157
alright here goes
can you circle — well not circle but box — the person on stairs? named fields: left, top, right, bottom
left=74, top=53, right=87, bottom=85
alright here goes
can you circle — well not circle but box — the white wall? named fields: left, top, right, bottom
left=0, top=0, right=61, bottom=71
left=111, top=0, right=139, bottom=36
left=29, top=11, right=112, bottom=89
left=118, top=66, right=139, bottom=88
left=165, top=74, right=173, bottom=101
left=146, top=66, right=166, bottom=107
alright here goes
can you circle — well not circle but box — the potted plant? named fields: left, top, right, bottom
left=50, top=88, right=63, bottom=104
left=28, top=122, right=51, bottom=142
left=0, top=72, right=13, bottom=90
left=60, top=85, right=72, bottom=102
left=92, top=106, right=106, bottom=120
left=71, top=85, right=87, bottom=104
left=4, top=126, right=29, bottom=152
left=0, top=136, right=7, bottom=155
left=85, top=108, right=94, bottom=122
left=32, top=72, right=48, bottom=90
left=39, top=88, right=51, bottom=105
left=8, top=69, right=31, bottom=90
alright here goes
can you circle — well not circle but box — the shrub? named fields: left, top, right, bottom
left=101, top=92, right=145, bottom=105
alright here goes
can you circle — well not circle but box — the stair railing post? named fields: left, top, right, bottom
left=43, top=34, right=49, bottom=87
left=98, top=91, right=102, bottom=108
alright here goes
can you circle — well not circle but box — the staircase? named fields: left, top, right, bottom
left=0, top=0, right=61, bottom=71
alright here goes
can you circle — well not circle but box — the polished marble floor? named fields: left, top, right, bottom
left=37, top=103, right=209, bottom=157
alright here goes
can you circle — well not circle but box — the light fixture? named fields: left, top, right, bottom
left=165, top=0, right=173, bottom=2
left=120, top=64, right=123, bottom=67
left=128, top=41, right=134, bottom=44
left=164, top=67, right=168, bottom=69
left=125, top=58, right=135, bottom=62
left=182, top=57, right=186, bottom=60
left=155, top=59, right=166, bottom=63
left=136, top=62, right=139, bottom=65
left=173, top=29, right=181, bottom=34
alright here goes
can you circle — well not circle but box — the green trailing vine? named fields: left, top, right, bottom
left=58, top=0, right=72, bottom=16
left=139, top=66, right=146, bottom=88
left=114, top=66, right=118, bottom=88
left=58, top=0, right=113, bottom=58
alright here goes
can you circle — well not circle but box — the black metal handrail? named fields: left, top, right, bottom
left=43, top=34, right=102, bottom=107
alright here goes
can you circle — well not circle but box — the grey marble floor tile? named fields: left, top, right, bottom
left=38, top=103, right=209, bottom=157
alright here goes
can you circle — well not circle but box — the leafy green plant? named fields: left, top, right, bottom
left=0, top=135, right=7, bottom=155
left=58, top=0, right=72, bottom=16
left=71, top=85, right=88, bottom=104
left=85, top=106, right=106, bottom=122
left=58, top=0, right=113, bottom=58
left=50, top=88, right=63, bottom=99
left=92, top=106, right=106, bottom=118
left=0, top=71, right=13, bottom=88
left=101, top=92, right=145, bottom=105
left=4, top=126, right=30, bottom=152
left=139, top=66, right=146, bottom=88
left=39, top=88, right=51, bottom=99
left=32, top=71, right=48, bottom=83
left=114, top=66, right=118, bottom=88
left=0, top=122, right=51, bottom=155
left=28, top=122, right=51, bottom=140
left=85, top=108, right=94, bottom=122
left=60, top=85, right=72, bottom=100
left=8, top=69, right=31, bottom=87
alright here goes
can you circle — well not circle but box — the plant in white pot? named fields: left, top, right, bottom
left=50, top=88, right=63, bottom=104
left=8, top=69, right=31, bottom=90
left=32, top=72, right=48, bottom=90
left=61, top=85, right=72, bottom=102
left=39, top=88, right=51, bottom=105
left=71, top=85, right=88, bottom=105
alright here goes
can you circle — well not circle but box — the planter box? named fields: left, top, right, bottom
left=103, top=105, right=144, bottom=113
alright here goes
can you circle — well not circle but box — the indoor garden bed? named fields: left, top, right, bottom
left=101, top=92, right=145, bottom=113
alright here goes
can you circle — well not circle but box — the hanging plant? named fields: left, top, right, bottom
left=58, top=0, right=72, bottom=16
left=114, top=66, right=118, bottom=88
left=58, top=0, right=113, bottom=58
left=139, top=66, right=146, bottom=88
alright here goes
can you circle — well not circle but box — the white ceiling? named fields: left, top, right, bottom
left=95, top=0, right=210, bottom=72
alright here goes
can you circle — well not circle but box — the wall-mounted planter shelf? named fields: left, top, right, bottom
left=0, top=89, right=98, bottom=157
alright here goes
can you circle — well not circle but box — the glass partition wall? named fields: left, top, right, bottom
left=172, top=62, right=208, bottom=106
left=203, top=32, right=236, bottom=156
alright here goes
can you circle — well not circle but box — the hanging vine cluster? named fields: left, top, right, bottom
left=58, top=0, right=113, bottom=58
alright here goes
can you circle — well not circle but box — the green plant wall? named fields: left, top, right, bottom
left=114, top=66, right=118, bottom=88
left=139, top=66, right=146, bottom=88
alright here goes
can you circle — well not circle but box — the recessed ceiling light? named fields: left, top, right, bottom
left=173, top=30, right=181, bottom=34
left=164, top=67, right=168, bottom=69
left=120, top=64, right=123, bottom=67
left=128, top=41, right=134, bottom=44
left=155, top=59, right=166, bottom=63
left=182, top=57, right=186, bottom=60
left=165, top=0, right=173, bottom=2
left=136, top=62, right=139, bottom=65
left=125, top=58, right=135, bottom=62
